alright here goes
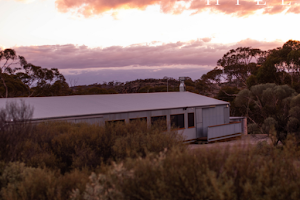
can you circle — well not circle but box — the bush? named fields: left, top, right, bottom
left=0, top=100, right=34, bottom=162
left=0, top=163, right=89, bottom=200
left=0, top=115, right=185, bottom=173
left=73, top=142, right=300, bottom=200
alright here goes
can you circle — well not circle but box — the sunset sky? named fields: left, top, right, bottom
left=1, top=0, right=300, bottom=85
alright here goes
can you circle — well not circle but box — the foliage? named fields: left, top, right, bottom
left=0, top=101, right=185, bottom=173
left=235, top=83, right=299, bottom=144
left=196, top=68, right=223, bottom=94
left=0, top=49, right=27, bottom=98
left=0, top=74, right=28, bottom=97
left=0, top=49, right=70, bottom=98
left=71, top=140, right=300, bottom=200
left=0, top=162, right=89, bottom=200
left=3, top=140, right=300, bottom=200
left=217, top=47, right=266, bottom=87
left=216, top=86, right=241, bottom=116
left=288, top=94, right=300, bottom=137
left=255, top=40, right=300, bottom=86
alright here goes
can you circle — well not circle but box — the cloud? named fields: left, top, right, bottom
left=54, top=0, right=300, bottom=17
left=1, top=38, right=283, bottom=84
left=12, top=38, right=283, bottom=71
left=14, top=0, right=36, bottom=3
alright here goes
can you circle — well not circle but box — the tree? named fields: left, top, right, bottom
left=235, top=83, right=298, bottom=145
left=17, top=64, right=69, bottom=97
left=287, top=94, right=300, bottom=135
left=0, top=49, right=27, bottom=98
left=195, top=68, right=223, bottom=95
left=256, top=40, right=300, bottom=86
left=217, top=47, right=266, bottom=87
left=0, top=49, right=69, bottom=97
left=275, top=40, right=300, bottom=85
left=216, top=86, right=241, bottom=116
left=0, top=74, right=28, bottom=97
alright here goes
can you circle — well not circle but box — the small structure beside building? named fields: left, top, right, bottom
left=0, top=87, right=246, bottom=143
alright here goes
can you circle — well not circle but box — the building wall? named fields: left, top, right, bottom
left=45, top=104, right=229, bottom=141
left=102, top=107, right=197, bottom=140
left=197, top=105, right=228, bottom=138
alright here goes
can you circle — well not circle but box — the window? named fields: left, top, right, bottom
left=130, top=117, right=147, bottom=123
left=105, top=119, right=125, bottom=126
left=171, top=114, right=185, bottom=129
left=151, top=116, right=167, bottom=130
left=188, top=113, right=194, bottom=128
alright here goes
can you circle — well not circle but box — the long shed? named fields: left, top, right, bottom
left=0, top=92, right=245, bottom=142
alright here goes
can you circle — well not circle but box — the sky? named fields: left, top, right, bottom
left=1, top=0, right=300, bottom=85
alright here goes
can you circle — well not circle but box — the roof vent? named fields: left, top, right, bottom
left=179, top=77, right=186, bottom=92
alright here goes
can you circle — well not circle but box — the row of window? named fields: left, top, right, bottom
left=105, top=113, right=194, bottom=129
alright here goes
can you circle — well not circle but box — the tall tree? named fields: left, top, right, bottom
left=0, top=48, right=69, bottom=97
left=235, top=83, right=298, bottom=144
left=276, top=40, right=300, bottom=85
left=255, top=40, right=300, bottom=86
left=17, top=64, right=68, bottom=96
left=0, top=49, right=27, bottom=98
left=217, top=47, right=266, bottom=87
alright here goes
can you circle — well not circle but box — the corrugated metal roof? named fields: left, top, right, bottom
left=0, top=92, right=229, bottom=120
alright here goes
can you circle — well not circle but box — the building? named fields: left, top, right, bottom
left=0, top=90, right=246, bottom=142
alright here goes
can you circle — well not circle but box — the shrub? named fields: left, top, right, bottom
left=75, top=143, right=300, bottom=200
left=0, top=163, right=89, bottom=200
left=0, top=100, right=34, bottom=162
left=0, top=115, right=185, bottom=173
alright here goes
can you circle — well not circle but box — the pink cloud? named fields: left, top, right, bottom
left=55, top=0, right=300, bottom=17
left=10, top=39, right=283, bottom=71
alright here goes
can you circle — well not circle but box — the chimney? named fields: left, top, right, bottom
left=179, top=77, right=186, bottom=92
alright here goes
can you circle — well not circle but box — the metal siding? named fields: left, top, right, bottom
left=74, top=117, right=103, bottom=125
left=196, top=108, right=203, bottom=137
left=207, top=122, right=242, bottom=142
left=230, top=117, right=247, bottom=135
left=178, top=128, right=196, bottom=140
left=202, top=106, right=225, bottom=137
left=224, top=107, right=229, bottom=124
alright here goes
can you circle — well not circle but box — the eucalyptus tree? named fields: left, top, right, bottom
left=17, top=64, right=67, bottom=96
left=274, top=40, right=300, bottom=85
left=0, top=48, right=68, bottom=97
left=235, top=83, right=299, bottom=144
left=195, top=67, right=223, bottom=95
left=217, top=47, right=267, bottom=87
left=0, top=49, right=27, bottom=98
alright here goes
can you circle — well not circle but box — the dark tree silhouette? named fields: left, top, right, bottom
left=0, top=49, right=27, bottom=98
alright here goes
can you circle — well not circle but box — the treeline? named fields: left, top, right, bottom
left=2, top=40, right=300, bottom=99
left=71, top=77, right=181, bottom=95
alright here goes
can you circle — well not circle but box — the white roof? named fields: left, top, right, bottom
left=0, top=92, right=228, bottom=120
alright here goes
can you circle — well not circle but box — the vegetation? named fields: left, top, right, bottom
left=2, top=118, right=300, bottom=200
left=0, top=102, right=184, bottom=174
left=198, top=40, right=300, bottom=144
left=235, top=83, right=300, bottom=144
left=0, top=49, right=70, bottom=97
left=72, top=141, right=300, bottom=200
left=1, top=40, right=300, bottom=199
